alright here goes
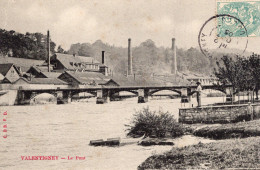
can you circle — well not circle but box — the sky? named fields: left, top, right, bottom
left=0, top=0, right=259, bottom=53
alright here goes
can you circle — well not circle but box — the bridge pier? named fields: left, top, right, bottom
left=15, top=90, right=24, bottom=105
left=225, top=88, right=235, bottom=103
left=181, top=88, right=189, bottom=104
left=109, top=90, right=120, bottom=101
left=138, top=89, right=149, bottom=103
left=96, top=89, right=108, bottom=104
left=187, top=88, right=192, bottom=103
left=56, top=91, right=71, bottom=104
left=15, top=90, right=33, bottom=105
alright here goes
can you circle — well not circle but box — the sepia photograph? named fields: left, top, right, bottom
left=0, top=0, right=260, bottom=169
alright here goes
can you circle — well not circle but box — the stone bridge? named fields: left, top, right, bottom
left=10, top=84, right=233, bottom=105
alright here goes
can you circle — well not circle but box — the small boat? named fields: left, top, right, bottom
left=120, top=134, right=146, bottom=145
left=89, top=134, right=146, bottom=147
left=90, top=138, right=120, bottom=146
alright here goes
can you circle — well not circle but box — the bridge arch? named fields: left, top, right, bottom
left=110, top=90, right=138, bottom=96
left=189, top=88, right=226, bottom=96
left=149, top=89, right=181, bottom=96
left=29, top=92, right=57, bottom=104
left=71, top=90, right=97, bottom=97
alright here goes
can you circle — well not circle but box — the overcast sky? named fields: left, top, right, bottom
left=0, top=0, right=259, bottom=53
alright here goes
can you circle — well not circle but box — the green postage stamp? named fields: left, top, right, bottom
left=217, top=0, right=260, bottom=37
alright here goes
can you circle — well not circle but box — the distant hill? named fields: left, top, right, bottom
left=0, top=28, right=253, bottom=76
left=68, top=40, right=246, bottom=76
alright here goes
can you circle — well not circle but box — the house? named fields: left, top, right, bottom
left=0, top=63, right=21, bottom=83
left=14, top=77, right=68, bottom=85
left=50, top=53, right=111, bottom=76
left=39, top=72, right=62, bottom=78
left=0, top=73, right=4, bottom=81
left=26, top=66, right=61, bottom=78
left=50, top=53, right=101, bottom=72
left=58, top=71, right=119, bottom=87
left=180, top=73, right=218, bottom=85
left=0, top=56, right=45, bottom=73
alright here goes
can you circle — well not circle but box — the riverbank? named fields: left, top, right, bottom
left=193, top=119, right=260, bottom=139
left=138, top=136, right=260, bottom=169
left=138, top=119, right=260, bottom=169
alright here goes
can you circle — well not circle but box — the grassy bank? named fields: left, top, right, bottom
left=193, top=119, right=260, bottom=139
left=138, top=137, right=260, bottom=169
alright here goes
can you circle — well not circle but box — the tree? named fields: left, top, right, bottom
left=214, top=54, right=260, bottom=100
left=0, top=29, right=56, bottom=60
left=57, top=45, right=65, bottom=53
left=247, top=54, right=260, bottom=99
left=214, top=55, right=245, bottom=94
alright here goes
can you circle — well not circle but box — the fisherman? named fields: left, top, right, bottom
left=196, top=82, right=202, bottom=107
left=247, top=102, right=254, bottom=120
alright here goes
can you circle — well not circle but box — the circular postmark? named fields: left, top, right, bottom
left=198, top=14, right=248, bottom=58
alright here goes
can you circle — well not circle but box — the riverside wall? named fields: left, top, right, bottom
left=179, top=104, right=260, bottom=124
left=0, top=90, right=18, bottom=106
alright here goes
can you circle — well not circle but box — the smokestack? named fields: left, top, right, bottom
left=171, top=38, right=177, bottom=74
left=102, top=51, right=105, bottom=64
left=128, top=38, right=133, bottom=75
left=47, top=30, right=50, bottom=72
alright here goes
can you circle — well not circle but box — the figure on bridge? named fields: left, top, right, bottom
left=196, top=82, right=202, bottom=107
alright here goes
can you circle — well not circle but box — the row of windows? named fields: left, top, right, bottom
left=69, top=62, right=99, bottom=69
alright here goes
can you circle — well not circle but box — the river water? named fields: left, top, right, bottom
left=0, top=97, right=222, bottom=170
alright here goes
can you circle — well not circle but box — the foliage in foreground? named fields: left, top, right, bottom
left=126, top=107, right=184, bottom=138
left=138, top=137, right=260, bottom=169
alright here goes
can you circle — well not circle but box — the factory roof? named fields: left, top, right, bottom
left=0, top=56, right=45, bottom=72
left=52, top=53, right=100, bottom=70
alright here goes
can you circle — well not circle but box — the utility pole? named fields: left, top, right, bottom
left=47, top=30, right=50, bottom=72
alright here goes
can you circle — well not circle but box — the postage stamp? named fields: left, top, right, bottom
left=217, top=0, right=260, bottom=36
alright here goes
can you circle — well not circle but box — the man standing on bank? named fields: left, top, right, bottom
left=247, top=102, right=254, bottom=120
left=196, top=82, right=202, bottom=107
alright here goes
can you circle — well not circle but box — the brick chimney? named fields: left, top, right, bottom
left=171, top=38, right=177, bottom=74
left=99, top=51, right=108, bottom=76
left=128, top=38, right=133, bottom=75
left=102, top=51, right=105, bottom=64
left=47, top=30, right=50, bottom=72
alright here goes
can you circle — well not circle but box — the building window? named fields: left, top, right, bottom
left=54, top=63, right=57, bottom=68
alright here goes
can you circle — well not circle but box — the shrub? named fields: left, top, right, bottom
left=126, top=107, right=184, bottom=138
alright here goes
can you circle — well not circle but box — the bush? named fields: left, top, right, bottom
left=126, top=107, right=184, bottom=138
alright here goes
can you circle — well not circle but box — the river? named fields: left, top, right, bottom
left=0, top=97, right=223, bottom=170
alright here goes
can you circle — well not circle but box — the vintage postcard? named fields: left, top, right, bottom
left=0, top=0, right=260, bottom=169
